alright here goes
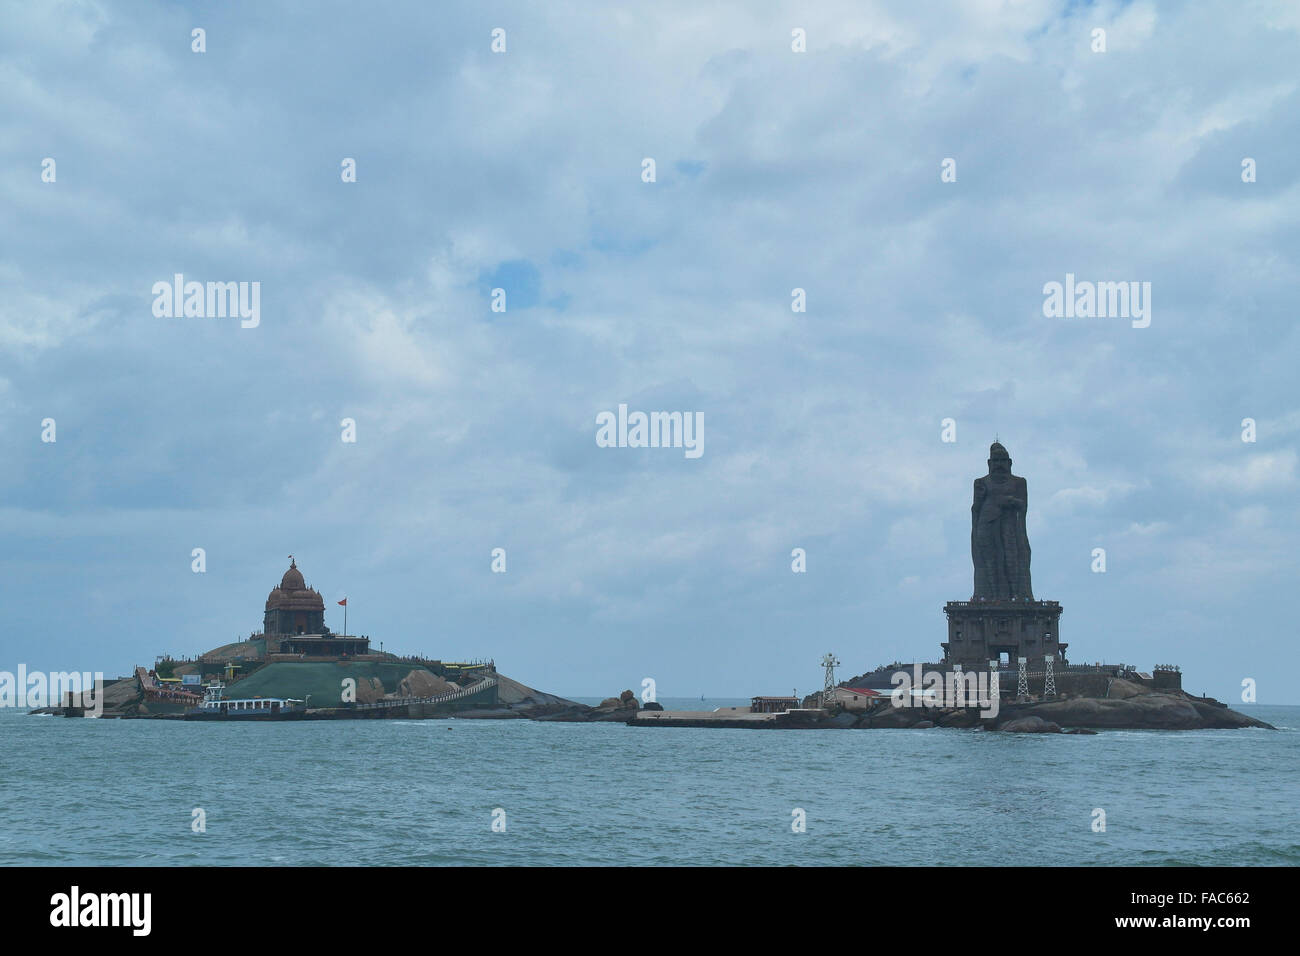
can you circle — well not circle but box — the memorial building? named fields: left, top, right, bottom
left=262, top=557, right=369, bottom=657
left=941, top=443, right=1066, bottom=669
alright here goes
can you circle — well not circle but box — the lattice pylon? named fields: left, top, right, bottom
left=1044, top=654, right=1056, bottom=699
left=1017, top=656, right=1029, bottom=700
left=821, top=652, right=839, bottom=708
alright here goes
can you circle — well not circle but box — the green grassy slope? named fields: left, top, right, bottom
left=223, top=661, right=438, bottom=705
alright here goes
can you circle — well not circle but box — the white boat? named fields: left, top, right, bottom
left=184, top=681, right=306, bottom=720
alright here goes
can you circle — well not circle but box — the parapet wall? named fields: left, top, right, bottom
left=1152, top=668, right=1183, bottom=691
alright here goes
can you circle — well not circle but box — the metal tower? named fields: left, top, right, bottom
left=821, top=652, right=840, bottom=707
left=988, top=659, right=1000, bottom=702
left=1017, top=656, right=1029, bottom=700
left=1044, top=653, right=1057, bottom=699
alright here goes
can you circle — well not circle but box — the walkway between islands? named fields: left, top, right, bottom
left=351, top=677, right=498, bottom=711
left=629, top=709, right=804, bottom=729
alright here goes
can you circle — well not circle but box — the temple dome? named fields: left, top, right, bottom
left=280, top=558, right=306, bottom=591
left=265, top=557, right=323, bottom=613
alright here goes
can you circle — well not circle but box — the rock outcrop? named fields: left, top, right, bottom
left=831, top=686, right=1272, bottom=732
left=355, top=677, right=386, bottom=704
left=397, top=669, right=453, bottom=698
left=460, top=674, right=591, bottom=720
left=581, top=690, right=641, bottom=722
left=998, top=716, right=1062, bottom=734
left=997, top=693, right=1272, bottom=730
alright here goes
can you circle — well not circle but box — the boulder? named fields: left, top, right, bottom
left=96, top=677, right=146, bottom=716
left=593, top=692, right=639, bottom=712
left=1189, top=700, right=1272, bottom=729
left=1029, top=695, right=1196, bottom=729
left=999, top=716, right=1063, bottom=734
left=355, top=677, right=385, bottom=704
left=984, top=691, right=1272, bottom=731
left=1105, top=678, right=1147, bottom=700
left=398, top=669, right=454, bottom=698
left=861, top=705, right=927, bottom=728
left=912, top=720, right=936, bottom=729
left=642, top=701, right=664, bottom=711
left=492, top=674, right=589, bottom=718
left=938, top=709, right=982, bottom=728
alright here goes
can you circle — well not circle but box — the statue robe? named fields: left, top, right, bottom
left=971, top=473, right=1033, bottom=600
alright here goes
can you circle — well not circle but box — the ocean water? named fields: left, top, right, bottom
left=2, top=701, right=1296, bottom=866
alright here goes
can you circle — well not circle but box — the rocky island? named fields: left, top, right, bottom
left=627, top=443, right=1272, bottom=734
left=33, top=446, right=1272, bottom=734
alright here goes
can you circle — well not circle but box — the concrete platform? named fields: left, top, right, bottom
left=628, top=709, right=831, bottom=729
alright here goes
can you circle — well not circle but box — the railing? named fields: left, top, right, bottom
left=944, top=600, right=1061, bottom=608
left=441, top=658, right=496, bottom=670
left=352, top=677, right=498, bottom=711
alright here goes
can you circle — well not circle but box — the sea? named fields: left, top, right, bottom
left=2, top=700, right=1296, bottom=866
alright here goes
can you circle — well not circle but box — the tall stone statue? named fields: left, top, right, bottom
left=971, top=442, right=1033, bottom=601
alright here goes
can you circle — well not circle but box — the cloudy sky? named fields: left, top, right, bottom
left=2, top=1, right=1297, bottom=703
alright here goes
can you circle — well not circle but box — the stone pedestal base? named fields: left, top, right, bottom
left=942, top=599, right=1065, bottom=670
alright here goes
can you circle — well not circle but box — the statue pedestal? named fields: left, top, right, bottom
left=942, top=599, right=1065, bottom=670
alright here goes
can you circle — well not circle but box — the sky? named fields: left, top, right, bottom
left=2, top=1, right=1298, bottom=703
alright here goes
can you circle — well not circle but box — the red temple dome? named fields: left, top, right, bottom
left=280, top=557, right=306, bottom=591
left=266, top=557, right=323, bottom=613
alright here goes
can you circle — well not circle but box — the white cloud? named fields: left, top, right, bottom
left=1198, top=451, right=1297, bottom=492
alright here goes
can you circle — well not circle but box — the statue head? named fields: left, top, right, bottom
left=988, top=442, right=1011, bottom=476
